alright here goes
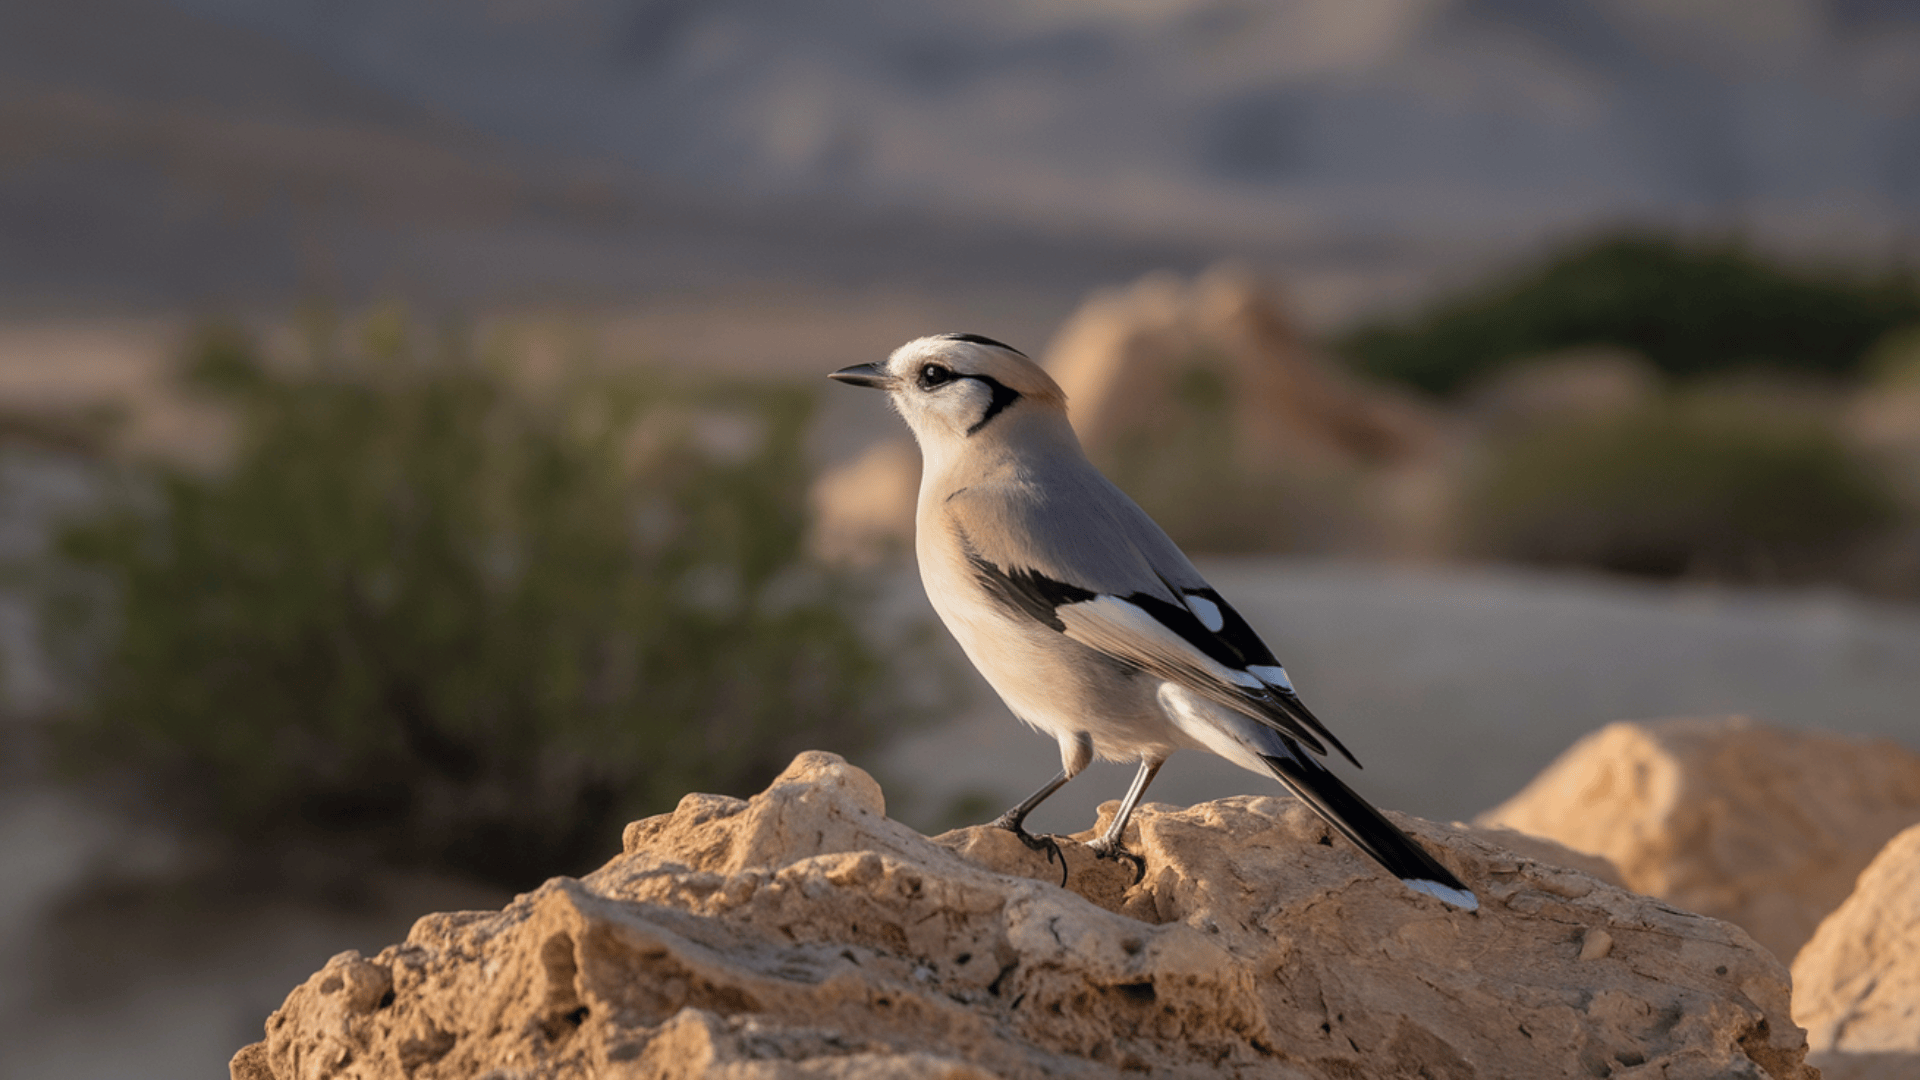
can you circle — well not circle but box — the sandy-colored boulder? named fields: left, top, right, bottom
left=1045, top=266, right=1442, bottom=472
left=1039, top=265, right=1456, bottom=556
left=809, top=438, right=920, bottom=565
left=1462, top=823, right=1626, bottom=889
left=237, top=750, right=1811, bottom=1079
left=1792, top=822, right=1920, bottom=1080
left=1480, top=715, right=1920, bottom=962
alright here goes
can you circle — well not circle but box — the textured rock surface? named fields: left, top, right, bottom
left=1792, top=822, right=1920, bottom=1080
left=237, top=751, right=1812, bottom=1079
left=1481, top=715, right=1920, bottom=963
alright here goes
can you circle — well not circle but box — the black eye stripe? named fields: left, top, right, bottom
left=915, top=365, right=1021, bottom=431
left=965, top=375, right=1020, bottom=435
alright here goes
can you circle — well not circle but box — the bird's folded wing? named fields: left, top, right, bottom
left=1052, top=591, right=1355, bottom=764
left=944, top=475, right=1358, bottom=764
left=964, top=546, right=1357, bottom=765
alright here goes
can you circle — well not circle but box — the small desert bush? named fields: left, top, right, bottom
left=1340, top=234, right=1920, bottom=395
left=1465, top=395, right=1899, bottom=582
left=40, top=322, right=905, bottom=885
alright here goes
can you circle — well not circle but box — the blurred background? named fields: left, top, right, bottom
left=5, top=1, right=1920, bottom=1076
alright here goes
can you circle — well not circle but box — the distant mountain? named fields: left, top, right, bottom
left=7, top=0, right=1920, bottom=311
left=0, top=0, right=1220, bottom=311
left=154, top=0, right=1920, bottom=253
left=0, top=0, right=647, bottom=307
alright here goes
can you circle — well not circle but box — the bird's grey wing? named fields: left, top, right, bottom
left=948, top=473, right=1359, bottom=766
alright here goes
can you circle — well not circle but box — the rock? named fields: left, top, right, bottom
left=1040, top=265, right=1455, bottom=556
left=1046, top=265, right=1444, bottom=473
left=229, top=1042, right=275, bottom=1080
left=1792, top=822, right=1920, bottom=1080
left=238, top=750, right=1813, bottom=1079
left=1461, top=823, right=1626, bottom=889
left=808, top=438, right=920, bottom=565
left=1480, top=715, right=1920, bottom=963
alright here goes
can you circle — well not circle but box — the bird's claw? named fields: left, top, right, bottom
left=1085, top=837, right=1146, bottom=884
left=989, top=817, right=1069, bottom=886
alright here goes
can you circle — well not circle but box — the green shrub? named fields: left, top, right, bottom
left=1339, top=234, right=1920, bottom=395
left=42, top=323, right=904, bottom=885
left=1466, top=397, right=1899, bottom=581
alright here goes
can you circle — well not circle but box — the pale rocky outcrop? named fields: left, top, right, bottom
left=1044, top=265, right=1444, bottom=473
left=1042, top=266, right=1456, bottom=558
left=807, top=438, right=920, bottom=566
left=237, top=751, right=1811, bottom=1079
left=1791, top=822, right=1920, bottom=1080
left=1480, top=715, right=1920, bottom=963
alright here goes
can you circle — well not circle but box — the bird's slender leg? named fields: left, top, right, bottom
left=1085, top=757, right=1163, bottom=883
left=986, top=770, right=1071, bottom=882
left=987, top=770, right=1071, bottom=837
left=986, top=733, right=1092, bottom=883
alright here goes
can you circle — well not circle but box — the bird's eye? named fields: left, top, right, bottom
left=918, top=364, right=956, bottom=389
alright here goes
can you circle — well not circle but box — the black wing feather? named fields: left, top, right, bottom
left=963, top=540, right=1359, bottom=767
left=966, top=549, right=1094, bottom=632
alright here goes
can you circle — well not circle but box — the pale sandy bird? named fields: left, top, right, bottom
left=830, top=333, right=1476, bottom=909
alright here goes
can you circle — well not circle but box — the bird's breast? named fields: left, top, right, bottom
left=915, top=526, right=1179, bottom=758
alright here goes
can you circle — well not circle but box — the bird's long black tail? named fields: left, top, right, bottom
left=1261, top=749, right=1478, bottom=910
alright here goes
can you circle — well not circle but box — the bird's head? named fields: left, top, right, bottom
left=829, top=334, right=1068, bottom=453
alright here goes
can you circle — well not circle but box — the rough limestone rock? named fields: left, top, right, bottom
left=1044, top=265, right=1443, bottom=473
left=1791, top=822, right=1920, bottom=1080
left=237, top=752, right=1812, bottom=1079
left=1480, top=715, right=1920, bottom=963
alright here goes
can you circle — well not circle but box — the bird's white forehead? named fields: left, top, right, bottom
left=886, top=336, right=986, bottom=374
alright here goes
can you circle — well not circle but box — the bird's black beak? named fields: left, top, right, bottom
left=828, top=362, right=892, bottom=390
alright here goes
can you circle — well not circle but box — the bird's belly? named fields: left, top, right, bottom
left=927, top=592, right=1184, bottom=761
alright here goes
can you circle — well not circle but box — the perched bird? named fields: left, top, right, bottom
left=830, top=333, right=1477, bottom=910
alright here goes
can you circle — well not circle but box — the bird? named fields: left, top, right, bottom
left=829, top=333, right=1477, bottom=910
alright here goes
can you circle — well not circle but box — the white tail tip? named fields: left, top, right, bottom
left=1405, top=878, right=1479, bottom=911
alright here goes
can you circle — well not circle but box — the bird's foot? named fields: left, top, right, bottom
left=988, top=815, right=1068, bottom=885
left=1085, top=836, right=1146, bottom=884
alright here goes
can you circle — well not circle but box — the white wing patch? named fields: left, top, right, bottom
left=1249, top=664, right=1294, bottom=692
left=1052, top=593, right=1329, bottom=752
left=1057, top=595, right=1253, bottom=693
left=1184, top=594, right=1224, bottom=632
